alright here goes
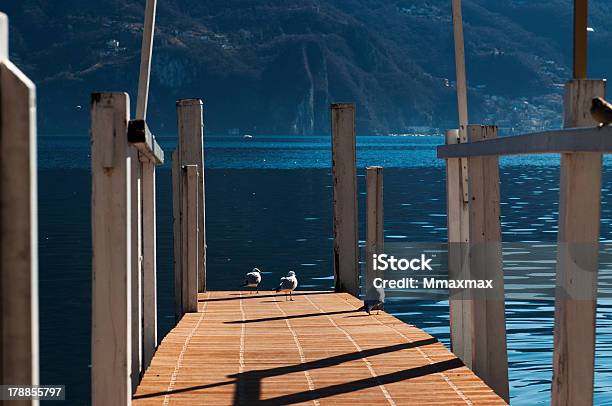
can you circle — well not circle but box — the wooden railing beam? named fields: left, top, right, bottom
left=437, top=125, right=612, bottom=159
left=128, top=119, right=164, bottom=164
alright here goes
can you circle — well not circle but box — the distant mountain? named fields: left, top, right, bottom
left=4, top=0, right=612, bottom=135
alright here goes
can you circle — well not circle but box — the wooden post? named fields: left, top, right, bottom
left=141, top=159, right=157, bottom=369
left=176, top=99, right=206, bottom=292
left=0, top=13, right=7, bottom=60
left=451, top=0, right=470, bottom=202
left=331, top=103, right=359, bottom=297
left=573, top=0, right=588, bottom=80
left=444, top=129, right=472, bottom=365
left=91, top=92, right=132, bottom=406
left=552, top=79, right=604, bottom=406
left=136, top=0, right=157, bottom=120
left=465, top=125, right=509, bottom=402
left=130, top=153, right=142, bottom=392
left=451, top=0, right=468, bottom=131
left=365, top=166, right=383, bottom=295
left=172, top=150, right=182, bottom=319
left=181, top=165, right=199, bottom=313
left=0, top=12, right=40, bottom=400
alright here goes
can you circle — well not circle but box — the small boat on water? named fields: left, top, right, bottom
left=243, top=134, right=253, bottom=139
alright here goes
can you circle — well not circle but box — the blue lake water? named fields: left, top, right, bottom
left=39, top=135, right=612, bottom=405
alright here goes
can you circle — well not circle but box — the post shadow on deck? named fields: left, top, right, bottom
left=132, top=338, right=446, bottom=402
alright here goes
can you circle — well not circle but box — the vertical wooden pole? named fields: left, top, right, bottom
left=172, top=150, right=183, bottom=319
left=466, top=125, right=509, bottom=402
left=451, top=0, right=470, bottom=203
left=573, top=0, right=588, bottom=80
left=141, top=160, right=157, bottom=369
left=451, top=0, right=468, bottom=132
left=445, top=128, right=472, bottom=365
left=331, top=103, right=359, bottom=297
left=181, top=165, right=199, bottom=313
left=176, top=99, right=206, bottom=292
left=136, top=0, right=157, bottom=120
left=130, top=154, right=142, bottom=392
left=91, top=92, right=132, bottom=406
left=365, top=166, right=383, bottom=296
left=552, top=79, right=604, bottom=406
left=0, top=12, right=40, bottom=402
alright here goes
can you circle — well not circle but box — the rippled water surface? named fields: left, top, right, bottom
left=39, top=135, right=612, bottom=405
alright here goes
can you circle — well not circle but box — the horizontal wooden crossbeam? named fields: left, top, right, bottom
left=128, top=119, right=164, bottom=164
left=437, top=126, right=612, bottom=159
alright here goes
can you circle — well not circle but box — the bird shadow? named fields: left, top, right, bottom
left=199, top=291, right=335, bottom=302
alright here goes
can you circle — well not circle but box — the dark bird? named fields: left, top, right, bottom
left=359, top=300, right=384, bottom=315
left=590, top=97, right=612, bottom=127
left=359, top=285, right=385, bottom=315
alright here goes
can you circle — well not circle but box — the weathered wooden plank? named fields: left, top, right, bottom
left=130, top=150, right=143, bottom=392
left=331, top=103, right=359, bottom=297
left=176, top=99, right=206, bottom=292
left=172, top=150, right=182, bottom=320
left=552, top=79, right=605, bottom=406
left=437, top=125, right=612, bottom=158
left=142, top=160, right=157, bottom=370
left=466, top=125, right=509, bottom=402
left=127, top=120, right=164, bottom=164
left=365, top=166, right=383, bottom=295
left=181, top=165, right=199, bottom=313
left=91, top=92, right=132, bottom=406
left=444, top=129, right=472, bottom=367
left=135, top=0, right=157, bottom=120
left=0, top=16, right=40, bottom=402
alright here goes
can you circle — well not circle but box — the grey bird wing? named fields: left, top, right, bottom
left=277, top=276, right=297, bottom=291
left=247, top=272, right=261, bottom=284
left=245, top=272, right=261, bottom=285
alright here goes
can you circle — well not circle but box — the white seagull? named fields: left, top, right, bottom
left=242, top=268, right=262, bottom=294
left=275, top=271, right=298, bottom=301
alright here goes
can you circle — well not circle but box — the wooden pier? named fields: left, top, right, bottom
left=1, top=0, right=608, bottom=405
left=133, top=291, right=505, bottom=405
